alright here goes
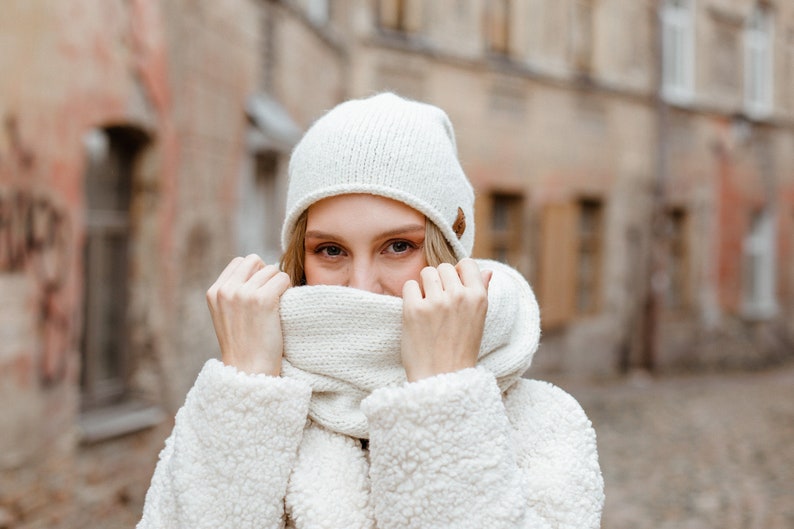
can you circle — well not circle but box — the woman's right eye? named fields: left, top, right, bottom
left=316, top=244, right=345, bottom=257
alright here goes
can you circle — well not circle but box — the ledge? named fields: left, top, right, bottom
left=78, top=400, right=167, bottom=444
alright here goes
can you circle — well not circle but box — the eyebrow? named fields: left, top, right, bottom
left=305, top=224, right=426, bottom=241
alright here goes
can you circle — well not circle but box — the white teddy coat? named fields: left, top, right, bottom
left=137, top=261, right=604, bottom=529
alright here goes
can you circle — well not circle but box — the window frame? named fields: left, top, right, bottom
left=537, top=197, right=605, bottom=330
left=741, top=207, right=778, bottom=319
left=575, top=198, right=604, bottom=316
left=376, top=0, right=421, bottom=34
left=485, top=0, right=511, bottom=56
left=80, top=126, right=147, bottom=410
left=570, top=0, right=595, bottom=73
left=306, top=0, right=330, bottom=26
left=662, top=206, right=691, bottom=311
left=744, top=4, right=774, bottom=118
left=661, top=0, right=696, bottom=104
left=487, top=191, right=525, bottom=268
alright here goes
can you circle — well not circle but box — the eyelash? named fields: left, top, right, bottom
left=312, top=240, right=420, bottom=258
left=384, top=240, right=418, bottom=254
left=314, top=244, right=346, bottom=257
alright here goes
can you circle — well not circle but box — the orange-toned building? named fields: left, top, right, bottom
left=1, top=0, right=793, bottom=526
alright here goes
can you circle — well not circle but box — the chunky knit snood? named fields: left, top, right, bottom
left=279, top=259, right=540, bottom=439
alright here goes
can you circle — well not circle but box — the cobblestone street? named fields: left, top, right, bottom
left=550, top=360, right=794, bottom=529
left=67, top=361, right=794, bottom=529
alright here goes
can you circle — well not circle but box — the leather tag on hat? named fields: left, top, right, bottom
left=453, top=207, right=466, bottom=239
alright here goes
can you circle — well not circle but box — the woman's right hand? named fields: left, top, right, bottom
left=206, top=254, right=291, bottom=376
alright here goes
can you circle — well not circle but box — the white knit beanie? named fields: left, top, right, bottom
left=281, top=92, right=475, bottom=260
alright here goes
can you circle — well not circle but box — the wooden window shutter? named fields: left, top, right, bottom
left=403, top=0, right=422, bottom=33
left=378, top=0, right=400, bottom=30
left=487, top=0, right=511, bottom=54
left=539, top=202, right=578, bottom=329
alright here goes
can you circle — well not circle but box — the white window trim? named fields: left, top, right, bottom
left=661, top=0, right=695, bottom=104
left=742, top=209, right=778, bottom=319
left=744, top=6, right=774, bottom=118
left=306, top=0, right=329, bottom=26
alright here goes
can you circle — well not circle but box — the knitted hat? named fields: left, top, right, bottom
left=281, top=92, right=475, bottom=260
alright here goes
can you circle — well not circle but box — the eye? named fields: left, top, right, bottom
left=384, top=240, right=417, bottom=255
left=315, top=244, right=345, bottom=257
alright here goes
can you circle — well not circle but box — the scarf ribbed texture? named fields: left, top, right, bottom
left=279, top=259, right=540, bottom=439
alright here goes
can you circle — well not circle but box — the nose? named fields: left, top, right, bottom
left=347, top=259, right=382, bottom=294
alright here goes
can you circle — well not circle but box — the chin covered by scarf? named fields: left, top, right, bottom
left=279, top=259, right=540, bottom=439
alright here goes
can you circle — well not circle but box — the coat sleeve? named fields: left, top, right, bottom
left=360, top=368, right=604, bottom=529
left=137, top=359, right=312, bottom=529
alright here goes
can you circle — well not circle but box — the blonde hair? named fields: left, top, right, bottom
left=281, top=209, right=458, bottom=286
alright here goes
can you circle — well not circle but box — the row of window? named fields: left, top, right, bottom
left=481, top=192, right=778, bottom=329
left=481, top=194, right=610, bottom=329
left=663, top=0, right=775, bottom=116
left=369, top=0, right=778, bottom=117
left=79, top=124, right=783, bottom=409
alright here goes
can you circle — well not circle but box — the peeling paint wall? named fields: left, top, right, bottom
left=0, top=0, right=264, bottom=526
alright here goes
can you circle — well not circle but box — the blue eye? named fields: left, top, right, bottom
left=322, top=245, right=343, bottom=256
left=386, top=241, right=415, bottom=254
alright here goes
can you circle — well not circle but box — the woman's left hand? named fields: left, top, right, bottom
left=401, top=258, right=493, bottom=382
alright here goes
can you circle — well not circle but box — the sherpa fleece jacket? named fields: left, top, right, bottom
left=137, top=360, right=603, bottom=529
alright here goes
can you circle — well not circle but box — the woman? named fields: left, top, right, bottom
left=138, top=93, right=604, bottom=529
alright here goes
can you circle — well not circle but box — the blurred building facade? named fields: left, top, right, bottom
left=1, top=0, right=793, bottom=527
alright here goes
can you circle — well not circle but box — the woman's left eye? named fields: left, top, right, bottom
left=385, top=240, right=415, bottom=254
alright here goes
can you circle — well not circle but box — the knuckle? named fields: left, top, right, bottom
left=205, top=288, right=216, bottom=304
left=256, top=292, right=280, bottom=311
left=467, top=287, right=487, bottom=304
left=217, top=284, right=240, bottom=303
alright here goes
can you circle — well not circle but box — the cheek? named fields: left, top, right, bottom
left=303, top=256, right=339, bottom=286
left=382, top=257, right=426, bottom=296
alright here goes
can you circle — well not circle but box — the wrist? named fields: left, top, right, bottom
left=223, top=355, right=282, bottom=377
left=404, top=359, right=476, bottom=382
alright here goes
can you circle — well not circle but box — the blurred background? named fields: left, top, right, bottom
left=1, top=0, right=793, bottom=527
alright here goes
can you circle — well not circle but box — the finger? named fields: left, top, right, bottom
left=402, top=279, right=422, bottom=304
left=481, top=269, right=493, bottom=290
left=437, top=262, right=463, bottom=292
left=209, top=256, right=244, bottom=291
left=419, top=266, right=443, bottom=298
left=246, top=264, right=282, bottom=289
left=229, top=253, right=265, bottom=283
left=258, top=271, right=291, bottom=299
left=456, top=258, right=484, bottom=289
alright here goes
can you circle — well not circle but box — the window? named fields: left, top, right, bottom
left=576, top=199, right=603, bottom=315
left=710, top=20, right=739, bottom=92
left=744, top=4, right=774, bottom=117
left=81, top=127, right=147, bottom=409
left=306, top=0, right=330, bottom=26
left=663, top=207, right=689, bottom=309
left=237, top=151, right=282, bottom=263
left=487, top=193, right=524, bottom=267
left=661, top=0, right=695, bottom=103
left=742, top=208, right=777, bottom=318
left=538, top=198, right=604, bottom=329
left=570, top=0, right=595, bottom=72
left=377, top=0, right=421, bottom=34
left=485, top=0, right=511, bottom=55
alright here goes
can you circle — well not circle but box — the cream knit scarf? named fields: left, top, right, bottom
left=279, top=259, right=540, bottom=439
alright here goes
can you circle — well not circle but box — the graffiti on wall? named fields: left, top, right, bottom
left=0, top=188, right=71, bottom=287
left=1, top=115, right=72, bottom=384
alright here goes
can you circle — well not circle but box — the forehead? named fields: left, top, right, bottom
left=306, top=194, right=424, bottom=226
